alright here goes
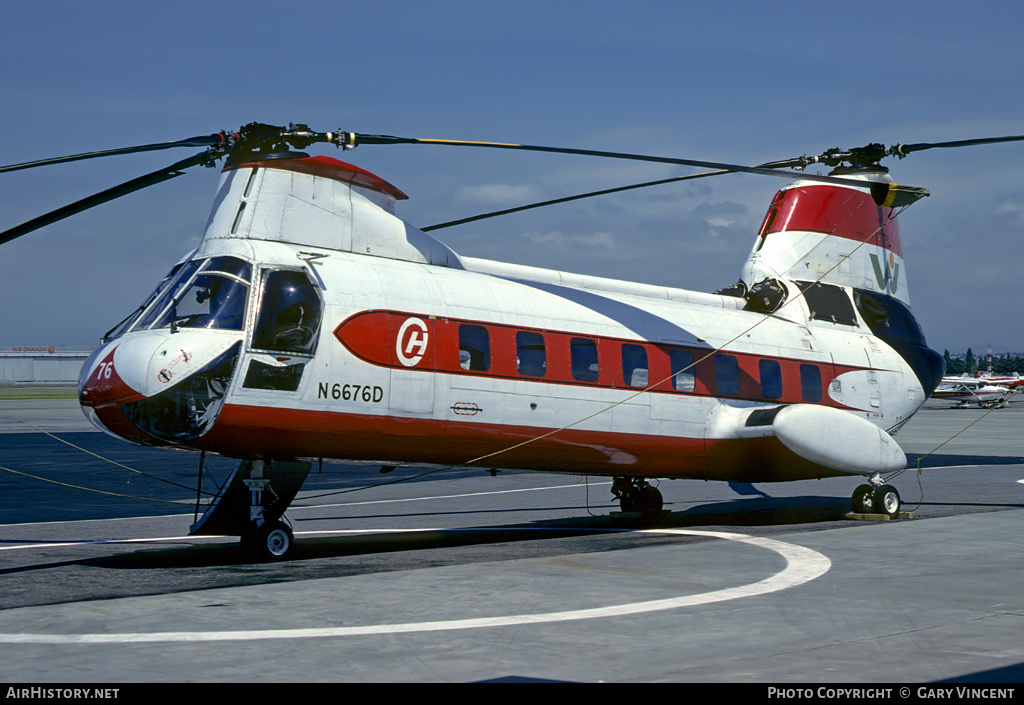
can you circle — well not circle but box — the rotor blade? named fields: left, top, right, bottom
left=0, top=153, right=208, bottom=246
left=422, top=168, right=731, bottom=231
left=345, top=133, right=894, bottom=193
left=891, top=134, right=1024, bottom=157
left=0, top=134, right=226, bottom=175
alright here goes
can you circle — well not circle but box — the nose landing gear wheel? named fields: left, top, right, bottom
left=243, top=520, right=294, bottom=561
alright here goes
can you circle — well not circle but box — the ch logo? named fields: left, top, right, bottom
left=396, top=317, right=430, bottom=367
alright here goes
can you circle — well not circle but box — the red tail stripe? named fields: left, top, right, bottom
left=763, top=185, right=903, bottom=258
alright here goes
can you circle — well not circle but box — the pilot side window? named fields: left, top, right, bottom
left=458, top=325, right=490, bottom=371
left=571, top=338, right=599, bottom=382
left=800, top=364, right=822, bottom=402
left=622, top=344, right=649, bottom=387
left=516, top=331, right=546, bottom=377
left=251, top=270, right=323, bottom=355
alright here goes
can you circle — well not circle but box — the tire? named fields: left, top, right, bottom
left=874, top=485, right=901, bottom=518
left=851, top=484, right=876, bottom=514
left=243, top=520, right=294, bottom=561
left=638, top=485, right=664, bottom=516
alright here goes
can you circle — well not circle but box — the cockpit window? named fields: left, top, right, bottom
left=104, top=261, right=187, bottom=342
left=131, top=256, right=252, bottom=333
left=204, top=256, right=252, bottom=282
left=251, top=269, right=323, bottom=354
left=132, top=259, right=201, bottom=331
left=153, top=274, right=249, bottom=331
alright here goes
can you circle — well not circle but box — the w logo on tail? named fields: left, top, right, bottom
left=870, top=252, right=900, bottom=295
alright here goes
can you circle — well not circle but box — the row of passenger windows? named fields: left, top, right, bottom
left=456, top=324, right=825, bottom=402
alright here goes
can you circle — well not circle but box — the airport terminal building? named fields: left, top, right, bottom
left=0, top=346, right=95, bottom=385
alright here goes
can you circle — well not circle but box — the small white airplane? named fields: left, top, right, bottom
left=973, top=372, right=1024, bottom=390
left=932, top=377, right=1011, bottom=407
left=4, top=123, right=1021, bottom=559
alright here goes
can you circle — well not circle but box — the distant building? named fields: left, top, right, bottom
left=0, top=346, right=95, bottom=385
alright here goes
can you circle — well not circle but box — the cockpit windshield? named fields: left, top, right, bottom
left=103, top=260, right=188, bottom=342
left=130, top=256, right=253, bottom=333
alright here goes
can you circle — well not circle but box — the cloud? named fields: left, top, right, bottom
left=523, top=230, right=618, bottom=251
left=455, top=182, right=547, bottom=207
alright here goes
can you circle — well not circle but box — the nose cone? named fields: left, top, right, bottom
left=79, top=343, right=146, bottom=409
left=79, top=332, right=242, bottom=446
left=79, top=338, right=164, bottom=444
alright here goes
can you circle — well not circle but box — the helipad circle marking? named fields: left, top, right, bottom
left=0, top=528, right=830, bottom=644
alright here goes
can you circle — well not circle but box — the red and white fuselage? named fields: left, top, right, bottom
left=79, top=154, right=943, bottom=484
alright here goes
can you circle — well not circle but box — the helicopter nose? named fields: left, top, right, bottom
left=79, top=332, right=243, bottom=446
left=78, top=344, right=146, bottom=410
left=78, top=342, right=157, bottom=443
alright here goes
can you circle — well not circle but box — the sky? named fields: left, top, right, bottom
left=1, top=0, right=1022, bottom=355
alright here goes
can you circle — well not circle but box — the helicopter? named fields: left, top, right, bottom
left=4, top=122, right=1021, bottom=559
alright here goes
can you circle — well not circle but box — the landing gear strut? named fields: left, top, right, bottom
left=242, top=464, right=294, bottom=560
left=190, top=458, right=311, bottom=561
left=851, top=477, right=901, bottom=518
left=612, top=477, right=664, bottom=517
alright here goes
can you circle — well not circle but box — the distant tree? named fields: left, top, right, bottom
left=944, top=350, right=964, bottom=375
left=966, top=347, right=976, bottom=374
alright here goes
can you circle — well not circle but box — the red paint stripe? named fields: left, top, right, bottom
left=225, top=155, right=408, bottom=200
left=89, top=404, right=170, bottom=447
left=334, top=310, right=868, bottom=409
left=78, top=346, right=146, bottom=409
left=194, top=404, right=842, bottom=482
left=763, top=184, right=903, bottom=257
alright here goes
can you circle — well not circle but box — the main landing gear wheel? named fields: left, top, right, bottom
left=850, top=483, right=901, bottom=518
left=851, top=484, right=876, bottom=514
left=874, top=484, right=901, bottom=518
left=243, top=520, right=294, bottom=561
left=612, top=477, right=664, bottom=518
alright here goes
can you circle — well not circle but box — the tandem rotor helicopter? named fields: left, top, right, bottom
left=3, top=122, right=1021, bottom=559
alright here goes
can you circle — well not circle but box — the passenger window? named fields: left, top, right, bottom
left=800, top=364, right=822, bottom=402
left=622, top=344, right=649, bottom=387
left=759, top=359, right=783, bottom=399
left=458, top=325, right=490, bottom=371
left=516, top=331, right=546, bottom=377
left=716, top=354, right=741, bottom=395
left=251, top=270, right=323, bottom=354
left=670, top=349, right=696, bottom=392
left=571, top=338, right=599, bottom=382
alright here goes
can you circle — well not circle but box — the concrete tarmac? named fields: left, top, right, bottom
left=1, top=396, right=1023, bottom=683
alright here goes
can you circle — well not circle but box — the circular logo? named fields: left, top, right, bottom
left=396, top=317, right=430, bottom=367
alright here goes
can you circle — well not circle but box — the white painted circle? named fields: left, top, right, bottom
left=395, top=317, right=429, bottom=367
left=0, top=528, right=830, bottom=644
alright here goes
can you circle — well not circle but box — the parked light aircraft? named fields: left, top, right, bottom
left=972, top=373, right=1024, bottom=390
left=4, top=123, right=1021, bottom=559
left=932, top=377, right=1011, bottom=407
